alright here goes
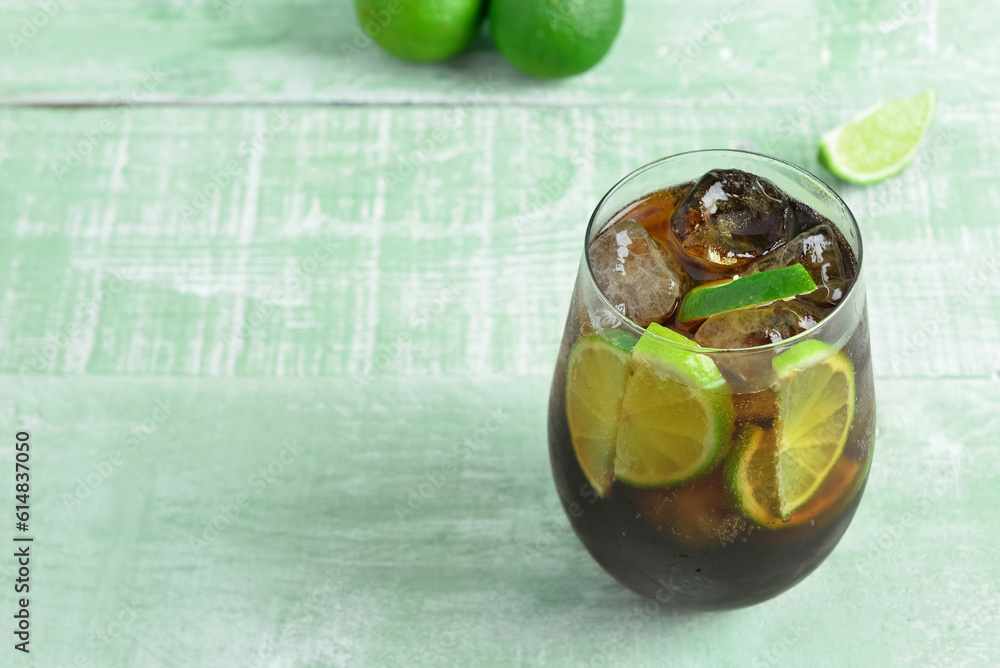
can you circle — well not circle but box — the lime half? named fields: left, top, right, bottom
left=614, top=324, right=734, bottom=488
left=819, top=90, right=936, bottom=185
left=772, top=340, right=855, bottom=517
left=565, top=331, right=636, bottom=497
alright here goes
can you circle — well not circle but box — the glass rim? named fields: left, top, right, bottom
left=583, top=149, right=865, bottom=354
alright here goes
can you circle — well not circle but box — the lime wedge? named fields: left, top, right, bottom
left=677, top=264, right=817, bottom=323
left=565, top=331, right=636, bottom=497
left=726, top=340, right=856, bottom=525
left=614, top=324, right=734, bottom=488
left=819, top=90, right=936, bottom=185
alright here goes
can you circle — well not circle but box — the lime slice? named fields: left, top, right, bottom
left=727, top=430, right=864, bottom=529
left=725, top=426, right=780, bottom=525
left=614, top=324, right=734, bottom=488
left=677, top=264, right=817, bottom=323
left=726, top=340, right=856, bottom=525
left=565, top=331, right=636, bottom=497
left=774, top=340, right=856, bottom=517
left=818, top=90, right=936, bottom=185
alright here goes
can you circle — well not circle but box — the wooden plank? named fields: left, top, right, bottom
left=1, top=104, right=996, bottom=382
left=0, top=375, right=996, bottom=667
left=1, top=0, right=995, bottom=105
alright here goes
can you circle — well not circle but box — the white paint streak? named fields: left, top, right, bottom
left=109, top=112, right=131, bottom=192
left=63, top=279, right=99, bottom=374
left=238, top=121, right=265, bottom=246
left=347, top=109, right=389, bottom=377
left=472, top=110, right=495, bottom=375
left=188, top=319, right=205, bottom=376
left=923, top=0, right=939, bottom=53
left=224, top=114, right=268, bottom=375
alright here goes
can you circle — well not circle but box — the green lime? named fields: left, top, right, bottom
left=565, top=331, right=636, bottom=497
left=355, top=0, right=486, bottom=62
left=726, top=341, right=856, bottom=526
left=818, top=90, right=936, bottom=185
left=489, top=0, right=624, bottom=78
left=725, top=426, right=779, bottom=525
left=614, top=324, right=734, bottom=488
left=677, top=264, right=817, bottom=323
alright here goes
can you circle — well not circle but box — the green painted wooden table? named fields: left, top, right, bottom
left=1, top=1, right=999, bottom=666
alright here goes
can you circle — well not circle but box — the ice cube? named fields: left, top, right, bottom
left=748, top=225, right=850, bottom=307
left=693, top=300, right=826, bottom=350
left=589, top=219, right=687, bottom=328
left=668, top=170, right=797, bottom=278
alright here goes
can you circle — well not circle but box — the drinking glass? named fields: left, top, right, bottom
left=547, top=150, right=876, bottom=610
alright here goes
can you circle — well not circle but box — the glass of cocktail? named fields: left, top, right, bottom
left=548, top=150, right=876, bottom=610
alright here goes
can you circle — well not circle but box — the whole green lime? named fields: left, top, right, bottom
left=355, top=0, right=487, bottom=62
left=490, top=0, right=623, bottom=78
